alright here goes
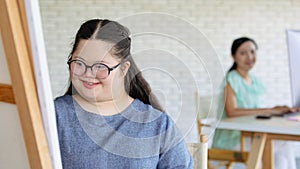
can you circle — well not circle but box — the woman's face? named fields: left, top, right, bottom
left=70, top=39, right=127, bottom=102
left=233, top=41, right=257, bottom=72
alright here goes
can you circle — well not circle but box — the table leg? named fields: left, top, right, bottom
left=262, top=138, right=274, bottom=169
left=246, top=133, right=267, bottom=169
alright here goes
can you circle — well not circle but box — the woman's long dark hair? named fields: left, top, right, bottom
left=65, top=19, right=163, bottom=112
left=228, top=37, right=258, bottom=72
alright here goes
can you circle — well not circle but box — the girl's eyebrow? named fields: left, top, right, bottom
left=73, top=55, right=112, bottom=64
left=72, top=55, right=85, bottom=61
left=95, top=60, right=110, bottom=64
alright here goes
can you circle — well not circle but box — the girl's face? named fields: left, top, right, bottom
left=70, top=39, right=128, bottom=102
left=233, top=41, right=257, bottom=72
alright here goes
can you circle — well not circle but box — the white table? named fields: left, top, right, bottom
left=216, top=114, right=300, bottom=169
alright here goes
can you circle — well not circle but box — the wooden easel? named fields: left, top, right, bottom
left=0, top=0, right=52, bottom=168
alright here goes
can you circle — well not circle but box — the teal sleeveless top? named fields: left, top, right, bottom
left=212, top=70, right=266, bottom=149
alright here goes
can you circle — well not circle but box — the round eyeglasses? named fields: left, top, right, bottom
left=67, top=60, right=120, bottom=79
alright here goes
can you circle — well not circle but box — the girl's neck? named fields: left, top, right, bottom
left=236, top=68, right=252, bottom=85
left=73, top=92, right=134, bottom=116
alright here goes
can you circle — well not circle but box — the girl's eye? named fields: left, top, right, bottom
left=94, top=64, right=106, bottom=70
left=75, top=61, right=85, bottom=66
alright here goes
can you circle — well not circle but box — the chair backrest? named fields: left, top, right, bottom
left=187, top=135, right=208, bottom=169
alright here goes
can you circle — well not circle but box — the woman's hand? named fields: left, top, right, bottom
left=271, top=106, right=294, bottom=115
left=290, top=107, right=300, bottom=113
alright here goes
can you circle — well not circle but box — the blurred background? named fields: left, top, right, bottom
left=41, top=0, right=300, bottom=136
left=39, top=0, right=300, bottom=166
left=41, top=0, right=300, bottom=106
left=2, top=1, right=300, bottom=168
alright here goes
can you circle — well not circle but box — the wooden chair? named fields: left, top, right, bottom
left=194, top=92, right=250, bottom=169
left=187, top=135, right=208, bottom=169
left=197, top=119, right=249, bottom=169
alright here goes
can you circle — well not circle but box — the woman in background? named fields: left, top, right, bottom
left=55, top=19, right=193, bottom=169
left=212, top=37, right=298, bottom=169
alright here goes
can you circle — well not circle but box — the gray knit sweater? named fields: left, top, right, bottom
left=55, top=95, right=193, bottom=169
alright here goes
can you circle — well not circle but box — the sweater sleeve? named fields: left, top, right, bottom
left=157, top=115, right=194, bottom=169
left=157, top=141, right=194, bottom=169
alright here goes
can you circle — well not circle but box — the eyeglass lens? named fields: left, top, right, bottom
left=70, top=60, right=110, bottom=79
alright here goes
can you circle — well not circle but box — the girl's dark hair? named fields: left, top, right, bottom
left=65, top=19, right=163, bottom=112
left=228, top=37, right=258, bottom=72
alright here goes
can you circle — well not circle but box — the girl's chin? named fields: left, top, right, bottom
left=248, top=65, right=254, bottom=70
left=81, top=93, right=112, bottom=102
left=81, top=95, right=98, bottom=102
left=242, top=64, right=254, bottom=70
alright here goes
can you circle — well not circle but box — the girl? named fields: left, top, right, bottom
left=55, top=19, right=193, bottom=169
left=212, top=37, right=297, bottom=169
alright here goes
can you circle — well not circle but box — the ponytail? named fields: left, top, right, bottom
left=228, top=62, right=237, bottom=73
left=124, top=56, right=164, bottom=112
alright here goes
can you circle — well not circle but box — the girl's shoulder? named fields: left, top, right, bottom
left=130, top=99, right=173, bottom=126
left=54, top=95, right=75, bottom=117
left=225, top=70, right=244, bottom=91
left=54, top=94, right=72, bottom=105
left=226, top=70, right=242, bottom=82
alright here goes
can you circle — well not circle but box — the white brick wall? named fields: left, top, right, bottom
left=40, top=0, right=300, bottom=143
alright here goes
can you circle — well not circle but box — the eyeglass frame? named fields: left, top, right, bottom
left=67, top=59, right=121, bottom=79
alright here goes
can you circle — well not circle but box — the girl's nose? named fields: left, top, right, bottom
left=84, top=67, right=96, bottom=77
left=246, top=52, right=254, bottom=59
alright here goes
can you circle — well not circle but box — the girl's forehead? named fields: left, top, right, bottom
left=238, top=41, right=256, bottom=50
left=74, top=39, right=116, bottom=63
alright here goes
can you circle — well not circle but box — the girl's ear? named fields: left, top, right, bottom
left=121, top=61, right=131, bottom=76
left=232, top=55, right=236, bottom=62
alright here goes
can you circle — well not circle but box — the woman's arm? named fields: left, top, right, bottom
left=225, top=84, right=292, bottom=117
